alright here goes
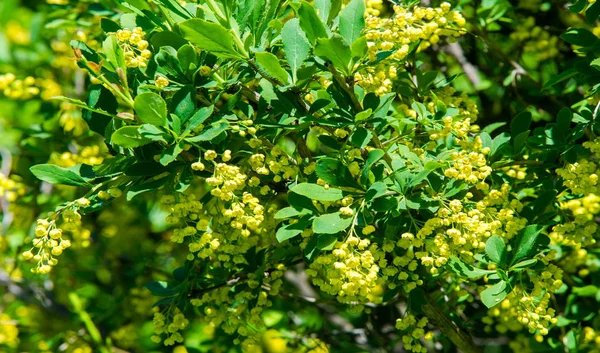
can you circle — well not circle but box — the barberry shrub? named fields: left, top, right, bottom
left=3, top=0, right=600, bottom=352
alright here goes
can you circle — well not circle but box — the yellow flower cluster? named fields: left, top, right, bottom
left=49, top=145, right=105, bottom=168
left=307, top=235, right=388, bottom=306
left=111, top=27, right=151, bottom=68
left=429, top=86, right=480, bottom=123
left=0, top=313, right=19, bottom=348
left=580, top=327, right=600, bottom=353
left=58, top=102, right=89, bottom=136
left=416, top=184, right=526, bottom=273
left=189, top=264, right=286, bottom=349
left=550, top=194, right=600, bottom=247
left=155, top=76, right=169, bottom=89
left=0, top=172, right=27, bottom=204
left=443, top=148, right=492, bottom=184
left=510, top=17, right=560, bottom=61
left=355, top=3, right=467, bottom=95
left=5, top=20, right=30, bottom=45
left=483, top=284, right=559, bottom=338
left=152, top=307, right=189, bottom=346
left=0, top=74, right=59, bottom=100
left=22, top=217, right=73, bottom=274
left=395, top=315, right=433, bottom=353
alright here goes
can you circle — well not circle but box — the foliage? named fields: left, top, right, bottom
left=1, top=0, right=600, bottom=352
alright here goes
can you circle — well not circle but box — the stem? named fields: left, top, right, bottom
left=422, top=294, right=482, bottom=353
left=69, top=293, right=111, bottom=353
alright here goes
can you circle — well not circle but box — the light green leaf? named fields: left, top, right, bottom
left=312, top=212, right=353, bottom=234
left=510, top=259, right=538, bottom=271
left=314, top=34, right=352, bottom=75
left=297, top=1, right=328, bottom=44
left=274, top=207, right=313, bottom=220
left=447, top=256, right=495, bottom=279
left=134, top=92, right=167, bottom=127
left=481, top=280, right=508, bottom=308
left=291, top=183, right=344, bottom=201
left=30, top=164, right=91, bottom=187
left=339, top=0, right=365, bottom=46
left=281, top=19, right=310, bottom=82
left=102, top=36, right=127, bottom=73
left=365, top=181, right=387, bottom=201
left=485, top=235, right=506, bottom=265
left=112, top=126, right=153, bottom=148
left=179, top=19, right=246, bottom=59
left=255, top=51, right=290, bottom=84
left=181, top=106, right=214, bottom=138
left=185, top=120, right=229, bottom=142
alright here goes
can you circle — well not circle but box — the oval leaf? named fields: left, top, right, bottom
left=134, top=92, right=167, bottom=127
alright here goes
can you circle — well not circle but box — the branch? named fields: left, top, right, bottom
left=422, top=294, right=482, bottom=353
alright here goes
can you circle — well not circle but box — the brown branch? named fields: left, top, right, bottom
left=422, top=294, right=482, bottom=353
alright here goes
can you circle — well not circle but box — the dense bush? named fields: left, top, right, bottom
left=2, top=0, right=600, bottom=352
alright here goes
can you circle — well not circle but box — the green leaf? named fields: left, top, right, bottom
left=145, top=281, right=177, bottom=297
left=185, top=120, right=229, bottom=142
left=510, top=259, right=538, bottom=271
left=179, top=19, right=246, bottom=59
left=297, top=1, right=328, bottom=45
left=276, top=220, right=310, bottom=242
left=543, top=68, right=578, bottom=90
left=314, top=35, right=352, bottom=75
left=481, top=280, right=508, bottom=308
left=159, top=141, right=184, bottom=166
left=511, top=225, right=545, bottom=264
left=485, top=235, right=506, bottom=265
left=102, top=36, right=127, bottom=73
left=255, top=51, right=290, bottom=84
left=339, top=0, right=365, bottom=46
left=274, top=207, right=312, bottom=220
left=592, top=58, right=600, bottom=70
left=291, top=183, right=343, bottom=201
left=361, top=149, right=385, bottom=185
left=177, top=44, right=198, bottom=72
left=312, top=212, right=353, bottom=234
left=365, top=181, right=387, bottom=202
left=315, top=158, right=361, bottom=189
left=30, top=164, right=91, bottom=187
left=350, top=127, right=373, bottom=148
left=112, top=126, right=153, bottom=148
left=560, top=28, right=597, bottom=47
left=587, top=1, right=600, bottom=23
left=134, top=92, right=167, bottom=127
left=447, top=256, right=495, bottom=279
left=572, top=285, right=599, bottom=297
left=155, top=46, right=184, bottom=77
left=181, top=106, right=214, bottom=138
left=281, top=18, right=310, bottom=82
